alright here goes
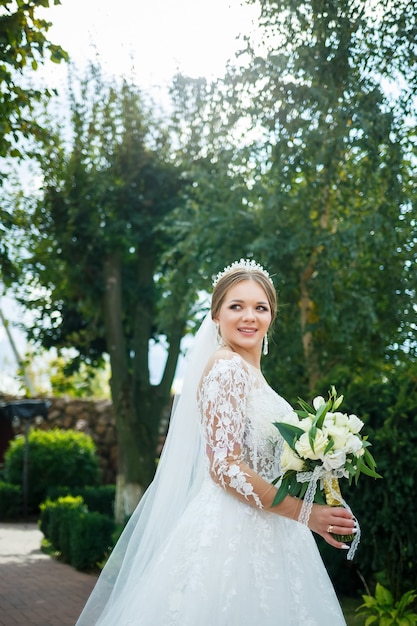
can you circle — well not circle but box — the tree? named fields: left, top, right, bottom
left=18, top=67, right=261, bottom=520
left=18, top=68, right=188, bottom=518
left=227, top=0, right=417, bottom=395
left=0, top=0, right=68, bottom=159
left=0, top=0, right=67, bottom=281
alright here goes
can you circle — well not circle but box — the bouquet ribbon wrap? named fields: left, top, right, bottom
left=296, top=466, right=361, bottom=560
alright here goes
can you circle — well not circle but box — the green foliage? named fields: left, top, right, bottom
left=0, top=0, right=68, bottom=160
left=39, top=494, right=86, bottom=552
left=46, top=484, right=115, bottom=517
left=4, top=429, right=100, bottom=510
left=0, top=480, right=22, bottom=518
left=39, top=494, right=115, bottom=570
left=17, top=66, right=192, bottom=497
left=0, top=1, right=68, bottom=284
left=357, top=583, right=417, bottom=626
left=231, top=0, right=417, bottom=392
left=48, top=354, right=111, bottom=398
left=13, top=64, right=251, bottom=509
left=315, top=360, right=417, bottom=598
left=69, top=510, right=115, bottom=571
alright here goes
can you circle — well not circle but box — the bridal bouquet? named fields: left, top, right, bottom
left=272, top=386, right=381, bottom=542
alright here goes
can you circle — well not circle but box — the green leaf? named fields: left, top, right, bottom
left=356, top=461, right=382, bottom=480
left=287, top=474, right=302, bottom=497
left=375, top=583, right=394, bottom=606
left=333, top=393, right=344, bottom=410
left=271, top=477, right=291, bottom=506
left=315, top=399, right=331, bottom=428
left=363, top=448, right=379, bottom=472
left=273, top=422, right=305, bottom=450
left=323, top=436, right=334, bottom=455
left=308, top=425, right=317, bottom=452
left=297, top=397, right=314, bottom=414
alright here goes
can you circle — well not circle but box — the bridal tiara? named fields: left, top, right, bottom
left=212, top=259, right=274, bottom=288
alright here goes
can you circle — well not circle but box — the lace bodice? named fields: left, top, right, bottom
left=198, top=353, right=293, bottom=508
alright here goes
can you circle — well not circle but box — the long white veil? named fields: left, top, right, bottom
left=76, top=313, right=217, bottom=624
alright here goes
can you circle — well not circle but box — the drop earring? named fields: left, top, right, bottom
left=263, top=333, right=269, bottom=356
left=216, top=324, right=223, bottom=347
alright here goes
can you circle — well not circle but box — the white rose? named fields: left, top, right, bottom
left=348, top=414, right=364, bottom=434
left=322, top=449, right=347, bottom=471
left=324, top=423, right=349, bottom=450
left=345, top=433, right=365, bottom=457
left=299, top=416, right=314, bottom=432
left=281, top=442, right=305, bottom=472
left=313, top=395, right=326, bottom=410
left=333, top=412, right=349, bottom=427
left=295, top=429, right=328, bottom=460
left=323, top=413, right=334, bottom=427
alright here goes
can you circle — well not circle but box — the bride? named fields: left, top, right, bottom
left=76, top=259, right=355, bottom=625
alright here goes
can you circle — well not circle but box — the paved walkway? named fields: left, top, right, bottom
left=0, top=522, right=98, bottom=625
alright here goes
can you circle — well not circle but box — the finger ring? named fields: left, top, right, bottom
left=327, top=525, right=333, bottom=533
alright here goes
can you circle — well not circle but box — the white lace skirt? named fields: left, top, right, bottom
left=84, top=479, right=346, bottom=626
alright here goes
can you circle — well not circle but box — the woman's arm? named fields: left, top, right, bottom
left=201, top=356, right=356, bottom=548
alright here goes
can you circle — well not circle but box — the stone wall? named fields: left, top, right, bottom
left=0, top=395, right=118, bottom=484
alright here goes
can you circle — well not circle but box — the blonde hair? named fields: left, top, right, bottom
left=211, top=267, right=277, bottom=322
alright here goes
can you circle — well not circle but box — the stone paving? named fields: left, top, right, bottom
left=0, top=523, right=98, bottom=625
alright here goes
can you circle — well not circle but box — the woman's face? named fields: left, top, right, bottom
left=213, top=279, right=272, bottom=363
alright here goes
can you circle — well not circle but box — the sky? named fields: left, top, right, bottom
left=39, top=0, right=258, bottom=88
left=0, top=0, right=259, bottom=395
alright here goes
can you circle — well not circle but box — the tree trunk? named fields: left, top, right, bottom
left=103, top=252, right=185, bottom=522
left=299, top=254, right=321, bottom=391
left=102, top=252, right=146, bottom=521
left=300, top=179, right=337, bottom=390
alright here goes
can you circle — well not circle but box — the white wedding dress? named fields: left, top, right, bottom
left=78, top=351, right=346, bottom=625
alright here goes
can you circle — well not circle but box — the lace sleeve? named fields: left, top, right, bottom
left=199, top=355, right=264, bottom=508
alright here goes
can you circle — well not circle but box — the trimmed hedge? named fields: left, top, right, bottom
left=40, top=495, right=116, bottom=571
left=70, top=510, right=115, bottom=571
left=0, top=481, right=22, bottom=519
left=5, top=429, right=100, bottom=511
left=46, top=485, right=115, bottom=517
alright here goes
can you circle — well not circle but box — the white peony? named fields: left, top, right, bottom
left=295, top=429, right=328, bottom=460
left=281, top=442, right=305, bottom=472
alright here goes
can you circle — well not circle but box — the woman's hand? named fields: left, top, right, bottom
left=308, top=503, right=357, bottom=549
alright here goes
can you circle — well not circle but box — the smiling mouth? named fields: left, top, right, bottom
left=238, top=328, right=257, bottom=334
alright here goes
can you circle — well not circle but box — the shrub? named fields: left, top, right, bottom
left=357, top=583, right=417, bottom=625
left=46, top=484, right=115, bottom=517
left=39, top=495, right=116, bottom=571
left=0, top=481, right=22, bottom=519
left=5, top=429, right=101, bottom=511
left=39, top=495, right=86, bottom=554
left=70, top=511, right=115, bottom=571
